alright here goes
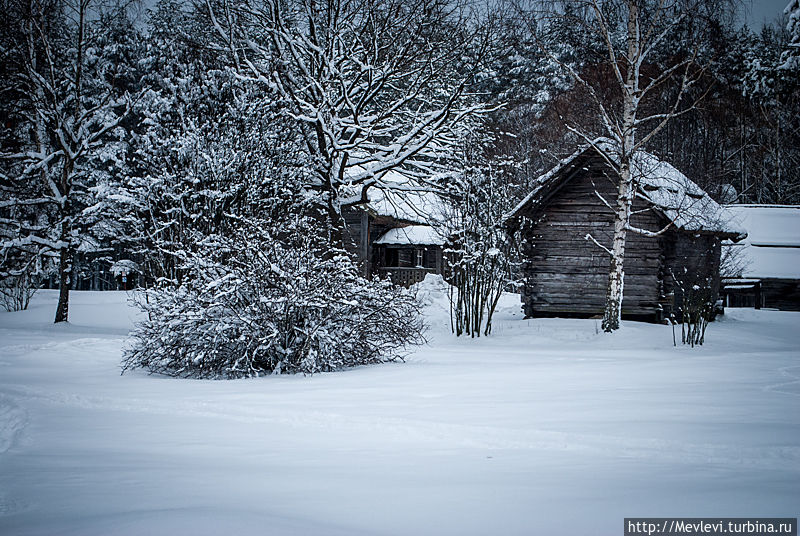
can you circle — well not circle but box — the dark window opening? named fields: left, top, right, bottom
left=382, top=246, right=440, bottom=271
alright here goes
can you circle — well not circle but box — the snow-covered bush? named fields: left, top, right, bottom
left=0, top=271, right=39, bottom=312
left=122, top=220, right=424, bottom=378
left=0, top=252, right=46, bottom=312
left=443, top=150, right=519, bottom=338
left=669, top=271, right=714, bottom=348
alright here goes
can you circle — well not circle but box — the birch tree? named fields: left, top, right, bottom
left=0, top=0, right=134, bottom=322
left=516, top=0, right=725, bottom=331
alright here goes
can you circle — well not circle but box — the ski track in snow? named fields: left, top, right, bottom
left=0, top=393, right=29, bottom=520
left=0, top=397, right=27, bottom=455
left=0, top=385, right=31, bottom=519
left=764, top=364, right=800, bottom=397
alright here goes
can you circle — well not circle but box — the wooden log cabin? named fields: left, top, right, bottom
left=372, top=225, right=445, bottom=286
left=504, top=140, right=746, bottom=322
left=342, top=171, right=447, bottom=286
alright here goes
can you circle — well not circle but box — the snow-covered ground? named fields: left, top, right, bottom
left=1, top=285, right=798, bottom=535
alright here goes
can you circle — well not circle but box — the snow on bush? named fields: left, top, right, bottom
left=122, top=221, right=425, bottom=378
left=442, top=154, right=519, bottom=338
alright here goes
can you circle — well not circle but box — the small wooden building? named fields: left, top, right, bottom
left=342, top=171, right=447, bottom=286
left=373, top=225, right=445, bottom=286
left=721, top=205, right=800, bottom=311
left=504, top=141, right=745, bottom=321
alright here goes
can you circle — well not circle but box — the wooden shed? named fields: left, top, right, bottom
left=504, top=141, right=745, bottom=322
left=373, top=225, right=445, bottom=286
left=721, top=205, right=800, bottom=310
left=341, top=169, right=447, bottom=286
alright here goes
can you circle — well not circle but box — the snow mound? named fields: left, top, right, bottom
left=413, top=273, right=451, bottom=309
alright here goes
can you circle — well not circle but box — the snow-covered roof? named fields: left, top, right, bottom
left=724, top=205, right=800, bottom=247
left=374, top=225, right=445, bottom=246
left=366, top=186, right=445, bottom=225
left=723, top=205, right=800, bottom=280
left=631, top=151, right=739, bottom=235
left=343, top=166, right=446, bottom=225
left=731, top=247, right=800, bottom=279
left=504, top=138, right=746, bottom=239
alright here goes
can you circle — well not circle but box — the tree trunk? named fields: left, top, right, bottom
left=325, top=199, right=351, bottom=254
left=601, top=0, right=639, bottom=332
left=54, top=244, right=72, bottom=323
left=602, top=160, right=632, bottom=332
left=54, top=159, right=74, bottom=323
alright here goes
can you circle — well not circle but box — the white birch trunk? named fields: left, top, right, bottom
left=602, top=159, right=632, bottom=331
left=601, top=0, right=640, bottom=332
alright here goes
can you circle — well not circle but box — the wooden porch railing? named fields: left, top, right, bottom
left=376, top=267, right=434, bottom=287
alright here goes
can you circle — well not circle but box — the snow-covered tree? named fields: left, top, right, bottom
left=0, top=0, right=136, bottom=322
left=490, top=3, right=798, bottom=209
left=740, top=23, right=800, bottom=204
left=204, top=0, right=495, bottom=250
left=781, top=0, right=800, bottom=70
left=100, top=0, right=252, bottom=283
left=115, top=78, right=315, bottom=283
left=119, top=89, right=428, bottom=377
left=442, top=138, right=519, bottom=338
left=485, top=2, right=602, bottom=189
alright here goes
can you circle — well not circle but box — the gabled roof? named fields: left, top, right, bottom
left=342, top=166, right=446, bottom=225
left=723, top=205, right=800, bottom=280
left=504, top=138, right=746, bottom=240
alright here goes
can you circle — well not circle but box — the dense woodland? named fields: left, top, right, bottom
left=0, top=0, right=798, bottom=374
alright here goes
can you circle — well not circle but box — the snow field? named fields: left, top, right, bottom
left=0, top=288, right=798, bottom=535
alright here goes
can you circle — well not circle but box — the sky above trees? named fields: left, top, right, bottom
left=745, top=0, right=792, bottom=28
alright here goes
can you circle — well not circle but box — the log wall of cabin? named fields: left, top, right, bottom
left=518, top=156, right=668, bottom=320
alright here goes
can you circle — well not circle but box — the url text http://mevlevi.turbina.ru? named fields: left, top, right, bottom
left=624, top=518, right=797, bottom=536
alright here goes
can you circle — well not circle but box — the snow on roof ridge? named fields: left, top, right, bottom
left=505, top=139, right=747, bottom=239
